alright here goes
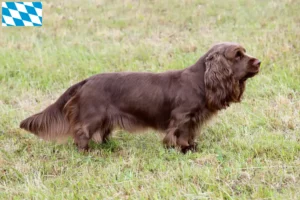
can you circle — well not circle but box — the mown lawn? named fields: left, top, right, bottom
left=0, top=0, right=299, bottom=199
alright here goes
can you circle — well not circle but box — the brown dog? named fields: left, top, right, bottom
left=20, top=42, right=260, bottom=153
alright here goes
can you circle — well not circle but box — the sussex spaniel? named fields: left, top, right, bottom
left=20, top=42, right=261, bottom=153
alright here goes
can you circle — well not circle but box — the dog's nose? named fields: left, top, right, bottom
left=253, top=59, right=261, bottom=67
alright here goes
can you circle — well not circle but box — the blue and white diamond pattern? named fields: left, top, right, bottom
left=2, top=2, right=42, bottom=27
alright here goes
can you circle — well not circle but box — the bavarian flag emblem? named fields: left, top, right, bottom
left=2, top=2, right=42, bottom=26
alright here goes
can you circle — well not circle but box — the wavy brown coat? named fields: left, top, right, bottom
left=20, top=42, right=261, bottom=153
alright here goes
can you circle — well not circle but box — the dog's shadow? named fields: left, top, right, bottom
left=88, top=140, right=121, bottom=153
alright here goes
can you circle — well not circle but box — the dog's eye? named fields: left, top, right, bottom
left=235, top=51, right=243, bottom=60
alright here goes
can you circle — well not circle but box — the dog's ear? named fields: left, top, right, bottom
left=204, top=51, right=239, bottom=110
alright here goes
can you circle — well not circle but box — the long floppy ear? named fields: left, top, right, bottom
left=237, top=80, right=246, bottom=101
left=204, top=52, right=240, bottom=110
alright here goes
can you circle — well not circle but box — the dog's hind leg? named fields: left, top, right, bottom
left=74, top=125, right=90, bottom=151
left=102, top=128, right=112, bottom=143
left=74, top=122, right=110, bottom=151
left=91, top=127, right=112, bottom=144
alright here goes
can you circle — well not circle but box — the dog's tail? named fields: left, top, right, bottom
left=20, top=80, right=87, bottom=141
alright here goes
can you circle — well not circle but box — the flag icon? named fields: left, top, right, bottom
left=2, top=2, right=42, bottom=26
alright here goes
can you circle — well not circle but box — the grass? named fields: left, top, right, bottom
left=0, top=0, right=299, bottom=199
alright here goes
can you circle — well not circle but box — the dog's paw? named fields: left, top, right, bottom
left=181, top=142, right=198, bottom=154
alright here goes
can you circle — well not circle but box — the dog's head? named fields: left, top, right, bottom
left=204, top=42, right=261, bottom=110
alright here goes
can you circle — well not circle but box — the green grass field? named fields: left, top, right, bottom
left=1, top=0, right=299, bottom=199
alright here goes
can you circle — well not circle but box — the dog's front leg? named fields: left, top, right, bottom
left=163, top=110, right=197, bottom=153
left=176, top=126, right=197, bottom=154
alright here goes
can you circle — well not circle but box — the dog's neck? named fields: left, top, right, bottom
left=187, top=52, right=209, bottom=76
left=178, top=56, right=207, bottom=113
left=185, top=54, right=207, bottom=90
